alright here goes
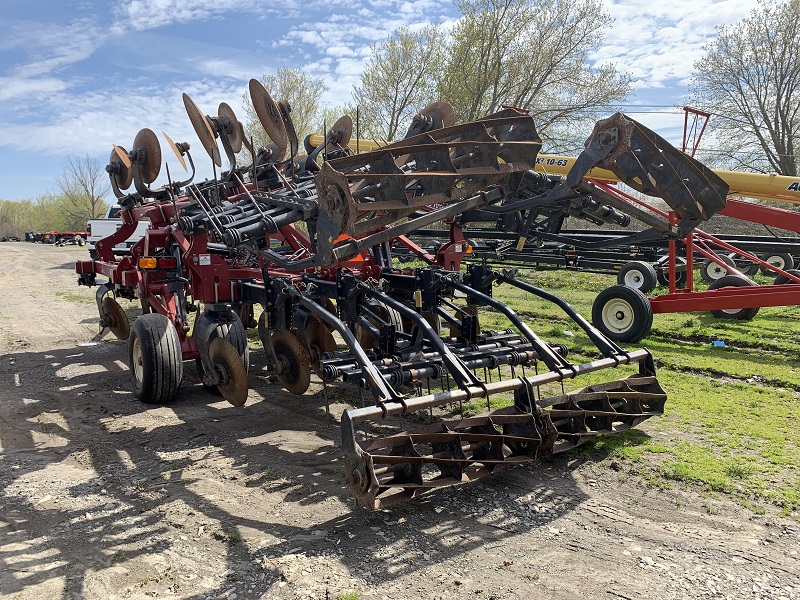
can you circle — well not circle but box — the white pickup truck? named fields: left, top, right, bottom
left=86, top=205, right=149, bottom=258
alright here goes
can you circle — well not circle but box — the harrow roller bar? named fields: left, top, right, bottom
left=344, top=372, right=664, bottom=509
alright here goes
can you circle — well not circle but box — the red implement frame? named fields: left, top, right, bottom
left=586, top=106, right=800, bottom=315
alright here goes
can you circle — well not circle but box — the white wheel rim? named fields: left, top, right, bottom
left=708, top=264, right=728, bottom=279
left=715, top=284, right=744, bottom=315
left=768, top=256, right=786, bottom=270
left=602, top=298, right=634, bottom=333
left=132, top=337, right=144, bottom=384
left=623, top=270, right=644, bottom=288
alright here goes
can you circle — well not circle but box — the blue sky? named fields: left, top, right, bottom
left=0, top=0, right=760, bottom=201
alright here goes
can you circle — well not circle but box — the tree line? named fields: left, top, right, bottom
left=0, top=155, right=108, bottom=237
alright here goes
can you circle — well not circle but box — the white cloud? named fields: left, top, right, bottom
left=0, top=77, right=68, bottom=102
left=116, top=0, right=249, bottom=31
left=597, top=0, right=761, bottom=92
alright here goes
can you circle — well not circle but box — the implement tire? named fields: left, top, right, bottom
left=708, top=275, right=760, bottom=320
left=760, top=252, right=794, bottom=275
left=128, top=313, right=183, bottom=404
left=700, top=255, right=735, bottom=283
left=592, top=285, right=653, bottom=344
left=617, top=261, right=657, bottom=294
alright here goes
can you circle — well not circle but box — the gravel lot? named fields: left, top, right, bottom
left=1, top=242, right=798, bottom=600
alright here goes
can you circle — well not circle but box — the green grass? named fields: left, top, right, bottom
left=55, top=290, right=95, bottom=304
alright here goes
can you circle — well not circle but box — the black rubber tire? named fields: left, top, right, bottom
left=656, top=257, right=687, bottom=288
left=591, top=285, right=653, bottom=344
left=700, top=255, right=736, bottom=283
left=617, top=261, right=657, bottom=294
left=774, top=268, right=800, bottom=285
left=760, top=252, right=795, bottom=275
left=708, top=275, right=760, bottom=320
left=199, top=316, right=250, bottom=394
left=128, top=313, right=183, bottom=404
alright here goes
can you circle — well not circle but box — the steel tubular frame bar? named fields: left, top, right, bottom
left=344, top=348, right=654, bottom=424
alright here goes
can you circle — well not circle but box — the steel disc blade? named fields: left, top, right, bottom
left=249, top=78, right=287, bottom=161
left=162, top=131, right=187, bottom=172
left=218, top=102, right=243, bottom=153
left=133, top=128, right=162, bottom=184
left=183, top=93, right=221, bottom=167
left=305, top=320, right=337, bottom=374
left=109, top=147, right=133, bottom=190
left=420, top=101, right=455, bottom=130
left=326, top=114, right=353, bottom=151
left=209, top=338, right=249, bottom=407
left=271, top=329, right=310, bottom=395
left=101, top=296, right=130, bottom=340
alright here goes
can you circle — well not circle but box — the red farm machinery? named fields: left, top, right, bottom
left=76, top=86, right=728, bottom=508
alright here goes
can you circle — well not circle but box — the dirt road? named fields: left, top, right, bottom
left=0, top=242, right=798, bottom=600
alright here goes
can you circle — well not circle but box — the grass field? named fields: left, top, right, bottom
left=484, top=268, right=800, bottom=517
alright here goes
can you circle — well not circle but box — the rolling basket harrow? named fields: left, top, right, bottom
left=76, top=81, right=727, bottom=508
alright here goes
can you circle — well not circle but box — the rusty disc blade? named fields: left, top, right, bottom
left=209, top=338, right=249, bottom=407
left=109, top=147, right=133, bottom=190
left=132, top=128, right=162, bottom=184
left=162, top=131, right=187, bottom=172
left=249, top=78, right=287, bottom=161
left=326, top=114, right=353, bottom=151
left=420, top=101, right=455, bottom=130
left=183, top=93, right=221, bottom=167
left=218, top=102, right=243, bottom=153
left=305, top=320, right=337, bottom=374
left=271, top=329, right=310, bottom=395
left=101, top=296, right=130, bottom=340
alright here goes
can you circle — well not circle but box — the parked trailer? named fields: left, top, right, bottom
left=398, top=227, right=800, bottom=293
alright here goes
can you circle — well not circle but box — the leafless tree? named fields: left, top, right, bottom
left=353, top=25, right=445, bottom=141
left=56, top=155, right=110, bottom=230
left=241, top=68, right=326, bottom=152
left=692, top=0, right=800, bottom=176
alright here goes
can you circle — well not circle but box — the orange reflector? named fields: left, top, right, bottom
left=138, top=257, right=158, bottom=269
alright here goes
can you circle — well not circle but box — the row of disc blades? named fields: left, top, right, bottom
left=109, top=128, right=188, bottom=191
left=110, top=80, right=455, bottom=191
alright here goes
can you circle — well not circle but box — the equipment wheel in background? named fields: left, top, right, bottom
left=729, top=252, right=759, bottom=276
left=101, top=295, right=130, bottom=340
left=656, top=257, right=687, bottom=288
left=208, top=338, right=249, bottom=407
left=128, top=313, right=183, bottom=404
left=617, top=261, right=657, bottom=294
left=774, top=268, right=800, bottom=285
left=271, top=330, right=311, bottom=395
left=700, top=255, right=736, bottom=283
left=760, top=252, right=795, bottom=275
left=708, top=275, right=760, bottom=320
left=591, top=285, right=653, bottom=343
